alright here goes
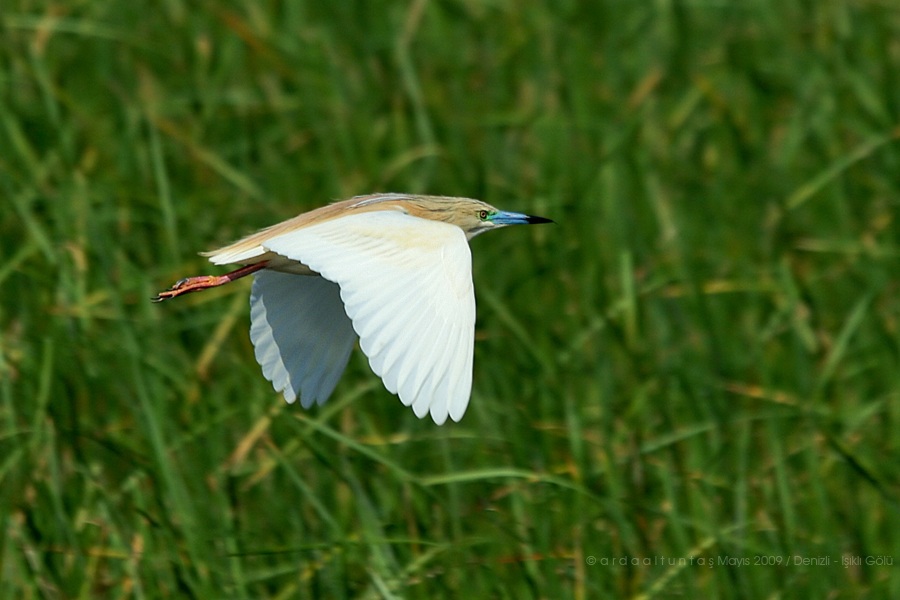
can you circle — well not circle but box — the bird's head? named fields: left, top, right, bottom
left=404, top=195, right=553, bottom=240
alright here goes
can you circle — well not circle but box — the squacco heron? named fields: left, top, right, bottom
left=154, top=193, right=552, bottom=424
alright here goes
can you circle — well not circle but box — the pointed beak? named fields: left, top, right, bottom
left=491, top=211, right=554, bottom=226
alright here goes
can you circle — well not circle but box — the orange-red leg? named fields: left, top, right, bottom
left=152, top=262, right=268, bottom=302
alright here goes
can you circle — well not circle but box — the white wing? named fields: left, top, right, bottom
left=250, top=270, right=357, bottom=407
left=262, top=210, right=476, bottom=424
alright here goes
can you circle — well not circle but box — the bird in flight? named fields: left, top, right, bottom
left=154, top=193, right=552, bottom=424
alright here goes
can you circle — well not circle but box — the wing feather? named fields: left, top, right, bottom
left=250, top=271, right=357, bottom=408
left=261, top=210, right=476, bottom=424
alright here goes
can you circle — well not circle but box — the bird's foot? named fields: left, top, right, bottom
left=152, top=262, right=268, bottom=302
left=153, top=275, right=225, bottom=302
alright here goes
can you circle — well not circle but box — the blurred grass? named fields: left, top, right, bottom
left=2, top=0, right=900, bottom=597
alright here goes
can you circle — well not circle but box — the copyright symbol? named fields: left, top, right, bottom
left=586, top=555, right=597, bottom=565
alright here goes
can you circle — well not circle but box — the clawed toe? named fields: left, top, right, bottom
left=151, top=287, right=181, bottom=302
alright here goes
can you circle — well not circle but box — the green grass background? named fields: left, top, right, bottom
left=2, top=0, right=900, bottom=597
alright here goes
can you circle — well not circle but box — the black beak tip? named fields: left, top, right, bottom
left=527, top=215, right=554, bottom=225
